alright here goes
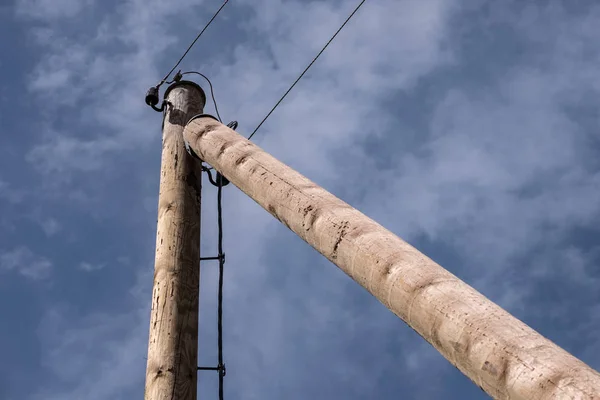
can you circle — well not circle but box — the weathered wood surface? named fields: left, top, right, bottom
left=184, top=117, right=600, bottom=400
left=145, top=82, right=205, bottom=400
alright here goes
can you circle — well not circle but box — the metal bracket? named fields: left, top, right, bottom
left=187, top=113, right=219, bottom=126
left=200, top=253, right=225, bottom=263
left=184, top=140, right=201, bottom=161
left=184, top=114, right=219, bottom=161
left=185, top=114, right=237, bottom=187
left=198, top=364, right=226, bottom=376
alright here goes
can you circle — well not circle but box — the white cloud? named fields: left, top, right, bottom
left=23, top=0, right=460, bottom=397
left=34, top=270, right=151, bottom=400
left=78, top=261, right=105, bottom=272
left=0, top=247, right=52, bottom=280
left=26, top=135, right=121, bottom=174
left=24, top=0, right=455, bottom=179
left=530, top=245, right=600, bottom=288
left=30, top=69, right=71, bottom=92
left=0, top=179, right=24, bottom=204
left=18, top=0, right=600, bottom=399
left=40, top=218, right=61, bottom=236
left=345, top=6, right=600, bottom=351
left=15, top=0, right=94, bottom=20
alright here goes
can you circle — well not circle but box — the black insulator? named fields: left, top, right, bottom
left=145, top=86, right=160, bottom=107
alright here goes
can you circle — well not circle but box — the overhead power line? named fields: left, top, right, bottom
left=158, top=0, right=230, bottom=88
left=247, top=0, right=367, bottom=140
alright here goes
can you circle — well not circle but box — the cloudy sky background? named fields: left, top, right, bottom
left=1, top=0, right=600, bottom=398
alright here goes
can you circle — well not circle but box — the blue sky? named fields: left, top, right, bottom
left=1, top=0, right=600, bottom=398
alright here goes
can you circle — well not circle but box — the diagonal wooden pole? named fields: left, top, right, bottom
left=183, top=116, right=600, bottom=400
left=145, top=81, right=205, bottom=400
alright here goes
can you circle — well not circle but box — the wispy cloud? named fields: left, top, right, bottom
left=78, top=261, right=105, bottom=272
left=0, top=179, right=24, bottom=204
left=0, top=247, right=52, bottom=280
left=15, top=0, right=94, bottom=20
left=20, top=0, right=462, bottom=397
left=10, top=0, right=600, bottom=399
left=33, top=269, right=151, bottom=400
left=40, top=218, right=61, bottom=237
left=360, top=1, right=600, bottom=282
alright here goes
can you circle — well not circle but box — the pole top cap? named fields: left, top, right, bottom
left=164, top=80, right=207, bottom=108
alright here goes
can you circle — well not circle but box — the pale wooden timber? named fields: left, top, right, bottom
left=184, top=117, right=600, bottom=400
left=145, top=81, right=205, bottom=400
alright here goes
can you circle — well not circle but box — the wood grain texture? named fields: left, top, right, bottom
left=184, top=117, right=600, bottom=400
left=145, top=82, right=204, bottom=400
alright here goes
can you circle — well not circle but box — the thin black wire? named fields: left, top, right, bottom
left=199, top=122, right=235, bottom=398
left=158, top=0, right=230, bottom=87
left=216, top=175, right=225, bottom=400
left=198, top=165, right=227, bottom=400
left=183, top=71, right=223, bottom=122
left=247, top=0, right=367, bottom=140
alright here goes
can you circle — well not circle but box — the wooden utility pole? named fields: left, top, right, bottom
left=184, top=117, right=600, bottom=400
left=145, top=81, right=205, bottom=400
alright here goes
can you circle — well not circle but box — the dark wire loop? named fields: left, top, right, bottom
left=151, top=101, right=166, bottom=113
left=202, top=166, right=230, bottom=187
left=202, top=166, right=217, bottom=186
left=182, top=71, right=223, bottom=122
